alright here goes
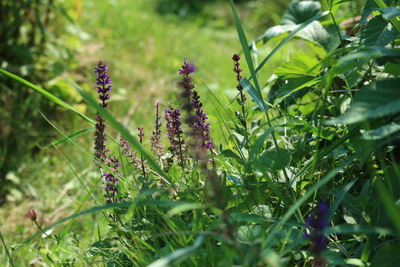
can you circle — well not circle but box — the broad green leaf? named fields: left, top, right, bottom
left=258, top=148, right=291, bottom=172
left=281, top=1, right=321, bottom=25
left=370, top=244, right=400, bottom=267
left=259, top=24, right=297, bottom=43
left=326, top=78, right=400, bottom=125
left=237, top=225, right=263, bottom=244
left=384, top=62, right=400, bottom=75
left=338, top=47, right=400, bottom=64
left=303, top=23, right=341, bottom=52
left=275, top=53, right=320, bottom=79
left=254, top=11, right=330, bottom=74
left=360, top=15, right=398, bottom=47
left=258, top=21, right=339, bottom=52
left=220, top=149, right=243, bottom=163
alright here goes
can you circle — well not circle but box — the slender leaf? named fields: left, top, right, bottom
left=147, top=235, right=205, bottom=267
left=0, top=68, right=94, bottom=125
left=241, top=77, right=267, bottom=112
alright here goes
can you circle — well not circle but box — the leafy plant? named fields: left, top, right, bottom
left=1, top=0, right=400, bottom=266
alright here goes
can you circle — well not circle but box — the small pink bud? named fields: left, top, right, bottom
left=25, top=209, right=37, bottom=221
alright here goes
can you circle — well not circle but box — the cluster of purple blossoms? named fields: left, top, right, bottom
left=165, top=106, right=186, bottom=167
left=93, top=61, right=121, bottom=204
left=119, top=132, right=139, bottom=167
left=94, top=61, right=112, bottom=164
left=177, top=58, right=197, bottom=126
left=103, top=157, right=121, bottom=203
left=192, top=90, right=214, bottom=153
left=304, top=202, right=329, bottom=266
left=176, top=58, right=214, bottom=163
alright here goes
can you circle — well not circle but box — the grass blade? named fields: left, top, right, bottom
left=0, top=68, right=94, bottom=125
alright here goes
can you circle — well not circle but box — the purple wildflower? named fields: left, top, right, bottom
left=178, top=58, right=196, bottom=75
left=304, top=202, right=329, bottom=266
left=94, top=61, right=112, bottom=164
left=177, top=58, right=196, bottom=126
left=165, top=106, right=186, bottom=167
left=192, top=90, right=214, bottom=153
left=93, top=61, right=122, bottom=205
left=94, top=61, right=112, bottom=108
left=119, top=132, right=139, bottom=167
left=103, top=156, right=121, bottom=204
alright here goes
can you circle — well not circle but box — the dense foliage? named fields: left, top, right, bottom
left=0, top=0, right=82, bottom=204
left=1, top=0, right=400, bottom=266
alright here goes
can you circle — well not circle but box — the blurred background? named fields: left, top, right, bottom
left=0, top=0, right=298, bottom=205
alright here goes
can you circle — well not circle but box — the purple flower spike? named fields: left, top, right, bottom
left=94, top=61, right=112, bottom=164
left=177, top=58, right=197, bottom=128
left=191, top=90, right=214, bottom=153
left=94, top=61, right=112, bottom=108
left=165, top=106, right=186, bottom=167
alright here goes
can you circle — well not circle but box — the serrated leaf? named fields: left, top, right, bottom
left=326, top=78, right=400, bottom=125
left=237, top=225, right=263, bottom=244
left=360, top=15, right=398, bottom=47
left=281, top=1, right=321, bottom=25
left=259, top=148, right=291, bottom=172
left=275, top=53, right=320, bottom=79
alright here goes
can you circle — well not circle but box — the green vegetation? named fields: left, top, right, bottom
left=1, top=0, right=400, bottom=266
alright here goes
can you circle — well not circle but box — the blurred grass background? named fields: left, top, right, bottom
left=0, top=0, right=308, bottom=264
